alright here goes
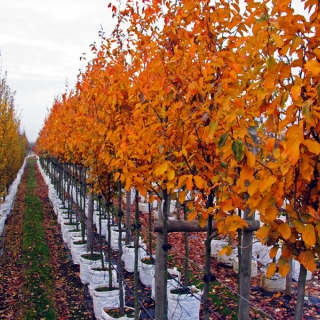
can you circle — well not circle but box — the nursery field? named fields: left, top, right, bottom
left=0, top=158, right=319, bottom=319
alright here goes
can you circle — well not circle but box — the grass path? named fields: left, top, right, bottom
left=0, top=158, right=91, bottom=319
left=21, top=157, right=56, bottom=319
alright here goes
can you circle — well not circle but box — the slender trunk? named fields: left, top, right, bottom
left=134, top=189, right=140, bottom=319
left=118, top=181, right=124, bottom=315
left=80, top=167, right=86, bottom=242
left=238, top=209, right=242, bottom=293
left=126, top=190, right=131, bottom=244
left=294, top=263, right=307, bottom=320
left=183, top=203, right=189, bottom=287
left=98, top=195, right=104, bottom=267
left=155, top=190, right=169, bottom=320
left=203, top=190, right=214, bottom=320
left=148, top=199, right=153, bottom=257
left=87, top=191, right=94, bottom=255
left=203, top=215, right=213, bottom=320
left=107, top=200, right=113, bottom=288
left=238, top=201, right=254, bottom=319
left=285, top=258, right=292, bottom=295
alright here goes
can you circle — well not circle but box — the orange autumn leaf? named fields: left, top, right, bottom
left=303, top=140, right=320, bottom=155
left=286, top=125, right=304, bottom=165
left=269, top=246, right=279, bottom=259
left=246, top=151, right=255, bottom=168
left=278, top=223, right=291, bottom=240
left=305, top=60, right=320, bottom=76
left=264, top=206, right=278, bottom=223
left=266, top=262, right=277, bottom=278
left=281, top=244, right=292, bottom=260
left=302, top=224, right=316, bottom=247
left=187, top=210, right=198, bottom=222
left=256, top=225, right=271, bottom=243
left=298, top=250, right=316, bottom=272
left=278, top=258, right=290, bottom=277
left=193, top=175, right=207, bottom=189
left=219, top=245, right=233, bottom=256
left=291, top=84, right=301, bottom=101
left=259, top=175, right=277, bottom=193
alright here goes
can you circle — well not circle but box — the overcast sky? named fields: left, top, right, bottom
left=0, top=0, right=116, bottom=142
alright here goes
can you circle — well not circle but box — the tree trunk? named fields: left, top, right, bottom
left=183, top=204, right=189, bottom=287
left=285, top=258, right=292, bottom=295
left=238, top=203, right=254, bottom=319
left=86, top=191, right=94, bottom=255
left=126, top=190, right=131, bottom=244
left=203, top=214, right=213, bottom=320
left=294, top=263, right=307, bottom=320
left=155, top=190, right=169, bottom=320
left=134, top=189, right=140, bottom=319
left=148, top=199, right=153, bottom=257
left=118, top=181, right=125, bottom=315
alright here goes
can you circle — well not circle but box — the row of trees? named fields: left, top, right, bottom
left=36, top=0, right=319, bottom=319
left=0, top=69, right=29, bottom=200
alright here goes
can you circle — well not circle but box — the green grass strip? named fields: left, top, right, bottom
left=21, top=158, right=56, bottom=319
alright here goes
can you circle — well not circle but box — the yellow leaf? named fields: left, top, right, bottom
left=307, top=206, right=320, bottom=219
left=292, top=220, right=305, bottom=233
left=291, top=84, right=301, bottom=101
left=281, top=244, right=292, bottom=260
left=278, top=223, right=291, bottom=240
left=303, top=140, right=320, bottom=155
left=246, top=151, right=255, bottom=168
left=271, top=33, right=284, bottom=48
left=178, top=190, right=187, bottom=204
left=264, top=207, right=278, bottom=223
left=193, top=175, right=207, bottom=189
left=114, top=172, right=120, bottom=181
left=186, top=175, right=193, bottom=191
left=187, top=210, right=197, bottom=222
left=208, top=121, right=218, bottom=140
left=225, top=215, right=248, bottom=232
left=290, top=36, right=301, bottom=55
left=222, top=202, right=235, bottom=212
left=266, top=262, right=277, bottom=278
left=167, top=169, right=175, bottom=181
left=269, top=246, right=279, bottom=259
left=305, top=60, right=320, bottom=76
left=278, top=258, right=290, bottom=277
left=256, top=225, right=271, bottom=243
left=259, top=175, right=276, bottom=193
left=240, top=166, right=254, bottom=180
left=155, top=163, right=168, bottom=177
left=219, top=245, right=233, bottom=256
left=266, top=138, right=276, bottom=152
left=199, top=216, right=207, bottom=228
left=286, top=125, right=303, bottom=165
left=302, top=224, right=316, bottom=247
left=298, top=250, right=316, bottom=272
left=178, top=174, right=192, bottom=189
left=314, top=48, right=320, bottom=60
left=219, top=246, right=228, bottom=256
left=248, top=179, right=260, bottom=196
left=136, top=184, right=147, bottom=197
left=264, top=74, right=275, bottom=90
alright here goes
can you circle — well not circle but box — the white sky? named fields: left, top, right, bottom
left=0, top=0, right=116, bottom=142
